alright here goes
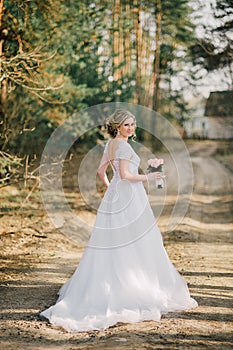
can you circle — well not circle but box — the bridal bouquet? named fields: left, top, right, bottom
left=147, top=158, right=165, bottom=189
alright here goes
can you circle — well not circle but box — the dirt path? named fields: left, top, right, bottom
left=0, top=140, right=233, bottom=349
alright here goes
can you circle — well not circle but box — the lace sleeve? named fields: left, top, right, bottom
left=115, top=142, right=133, bottom=160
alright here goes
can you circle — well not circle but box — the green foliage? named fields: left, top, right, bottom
left=189, top=0, right=232, bottom=86
left=1, top=0, right=229, bottom=168
left=1, top=0, right=111, bottom=157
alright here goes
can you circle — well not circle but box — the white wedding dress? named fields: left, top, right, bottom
left=40, top=140, right=197, bottom=332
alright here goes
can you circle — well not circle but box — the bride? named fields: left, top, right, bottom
left=40, top=109, right=197, bottom=332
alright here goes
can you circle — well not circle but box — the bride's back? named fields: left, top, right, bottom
left=107, top=139, right=126, bottom=162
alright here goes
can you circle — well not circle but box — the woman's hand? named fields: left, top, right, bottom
left=146, top=172, right=163, bottom=182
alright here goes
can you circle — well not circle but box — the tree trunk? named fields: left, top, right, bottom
left=147, top=0, right=162, bottom=139
left=152, top=0, right=161, bottom=112
left=144, top=26, right=151, bottom=107
left=0, top=0, right=8, bottom=150
left=134, top=1, right=142, bottom=104
left=123, top=2, right=131, bottom=77
left=118, top=1, right=124, bottom=81
left=113, top=0, right=120, bottom=82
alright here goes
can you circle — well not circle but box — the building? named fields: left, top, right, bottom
left=205, top=91, right=233, bottom=139
left=183, top=97, right=208, bottom=139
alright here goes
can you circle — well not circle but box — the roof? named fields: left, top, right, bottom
left=205, top=91, right=233, bottom=117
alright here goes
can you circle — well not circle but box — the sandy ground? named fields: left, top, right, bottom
left=0, top=140, right=233, bottom=349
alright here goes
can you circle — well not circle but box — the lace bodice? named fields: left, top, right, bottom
left=104, top=140, right=140, bottom=176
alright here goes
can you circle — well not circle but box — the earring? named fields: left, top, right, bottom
left=117, top=129, right=120, bottom=135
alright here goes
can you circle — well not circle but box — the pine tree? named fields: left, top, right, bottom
left=190, top=0, right=233, bottom=91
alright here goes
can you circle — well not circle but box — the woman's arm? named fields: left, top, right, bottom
left=97, top=153, right=110, bottom=187
left=119, top=159, right=162, bottom=182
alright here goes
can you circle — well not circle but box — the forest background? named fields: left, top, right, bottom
left=0, top=0, right=232, bottom=185
left=0, top=2, right=233, bottom=348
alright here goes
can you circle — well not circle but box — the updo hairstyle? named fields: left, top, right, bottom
left=105, top=109, right=136, bottom=138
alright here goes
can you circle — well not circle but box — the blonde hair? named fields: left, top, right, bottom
left=105, top=109, right=136, bottom=138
